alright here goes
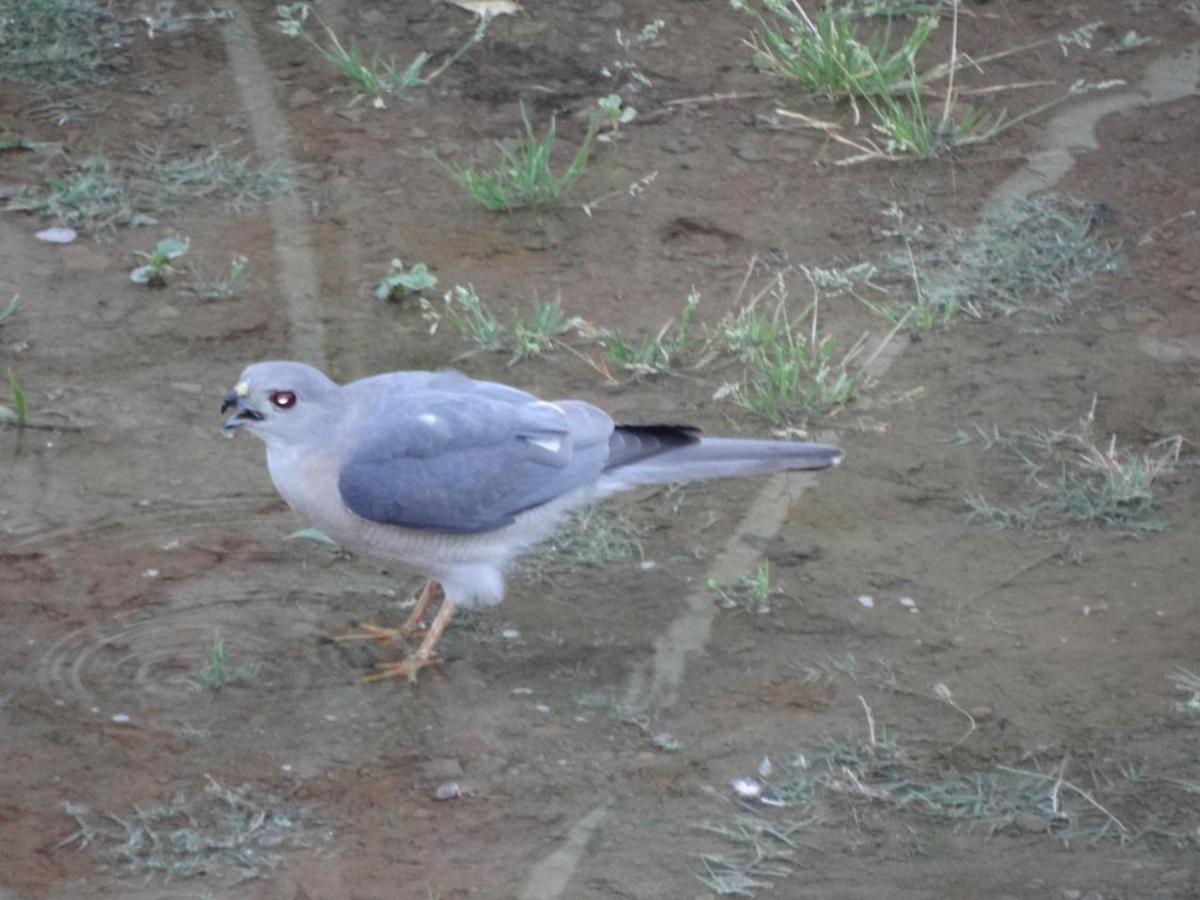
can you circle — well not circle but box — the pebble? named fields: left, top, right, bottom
left=433, top=781, right=462, bottom=800
left=857, top=595, right=875, bottom=609
left=111, top=713, right=132, bottom=724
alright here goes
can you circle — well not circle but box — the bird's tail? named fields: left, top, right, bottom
left=600, top=424, right=842, bottom=488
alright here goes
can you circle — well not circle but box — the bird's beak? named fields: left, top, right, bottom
left=222, top=385, right=264, bottom=430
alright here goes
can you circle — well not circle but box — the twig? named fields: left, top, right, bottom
left=664, top=91, right=773, bottom=107
left=938, top=0, right=959, bottom=132
left=858, top=694, right=877, bottom=749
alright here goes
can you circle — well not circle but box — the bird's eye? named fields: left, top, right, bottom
left=269, top=390, right=297, bottom=410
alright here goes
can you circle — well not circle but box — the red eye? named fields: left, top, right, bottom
left=270, top=390, right=297, bottom=410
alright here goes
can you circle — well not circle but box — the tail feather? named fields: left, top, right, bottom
left=603, top=425, right=842, bottom=488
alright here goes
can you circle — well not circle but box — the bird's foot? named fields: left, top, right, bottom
left=359, top=653, right=441, bottom=685
left=332, top=622, right=422, bottom=645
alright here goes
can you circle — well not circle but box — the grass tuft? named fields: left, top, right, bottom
left=960, top=400, right=1181, bottom=533
left=442, top=102, right=599, bottom=212
left=0, top=0, right=121, bottom=86
left=277, top=2, right=487, bottom=98
left=421, top=285, right=584, bottom=365
left=58, top=775, right=315, bottom=880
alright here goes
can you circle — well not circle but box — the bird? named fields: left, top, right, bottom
left=222, top=361, right=843, bottom=682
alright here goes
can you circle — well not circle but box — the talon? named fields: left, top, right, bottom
left=359, top=654, right=442, bottom=684
left=333, top=623, right=406, bottom=644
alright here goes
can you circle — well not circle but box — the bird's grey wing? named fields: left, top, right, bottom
left=337, top=391, right=614, bottom=534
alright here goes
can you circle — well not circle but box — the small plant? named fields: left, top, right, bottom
left=374, top=258, right=438, bottom=302
left=0, top=294, right=21, bottom=325
left=602, top=19, right=665, bottom=88
left=1, top=369, right=28, bottom=427
left=131, top=236, right=189, bottom=287
left=135, top=143, right=294, bottom=212
left=597, top=93, right=637, bottom=135
left=421, top=285, right=583, bottom=364
left=0, top=0, right=122, bottom=86
left=276, top=2, right=486, bottom=98
left=709, top=563, right=776, bottom=614
left=730, top=0, right=937, bottom=100
left=9, top=154, right=141, bottom=234
left=961, top=400, right=1182, bottom=533
left=601, top=289, right=699, bottom=378
left=196, top=632, right=260, bottom=691
left=1170, top=669, right=1200, bottom=716
left=715, top=294, right=862, bottom=423
left=442, top=102, right=599, bottom=212
left=189, top=255, right=249, bottom=300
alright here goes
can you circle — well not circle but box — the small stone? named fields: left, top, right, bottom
left=35, top=227, right=77, bottom=244
left=732, top=136, right=769, bottom=163
left=289, top=87, right=320, bottom=110
left=1012, top=812, right=1048, bottom=834
left=857, top=595, right=875, bottom=609
left=433, top=781, right=461, bottom=801
left=409, top=126, right=430, bottom=140
left=111, top=713, right=132, bottom=724
left=420, top=758, right=463, bottom=779
left=360, top=8, right=386, bottom=25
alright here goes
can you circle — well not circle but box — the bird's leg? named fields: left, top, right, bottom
left=361, top=599, right=457, bottom=684
left=332, top=580, right=441, bottom=644
left=400, top=579, right=440, bottom=636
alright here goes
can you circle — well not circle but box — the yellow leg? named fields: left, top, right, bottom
left=361, top=599, right=457, bottom=684
left=332, top=580, right=440, bottom=644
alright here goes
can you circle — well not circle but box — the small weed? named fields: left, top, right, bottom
left=374, top=258, right=438, bottom=302
left=1169, top=668, right=1200, bottom=716
left=195, top=632, right=260, bottom=691
left=442, top=102, right=599, bottom=211
left=134, top=143, right=293, bottom=212
left=131, top=236, right=189, bottom=287
left=709, top=562, right=776, bottom=614
left=277, top=2, right=486, bottom=98
left=0, top=0, right=122, bottom=86
left=602, top=19, right=665, bottom=88
left=57, top=775, right=315, bottom=880
left=1, top=369, right=28, bottom=428
left=190, top=255, right=249, bottom=300
left=421, top=284, right=583, bottom=364
left=961, top=399, right=1181, bottom=533
left=9, top=154, right=142, bottom=234
left=597, top=93, right=637, bottom=134
left=0, top=294, right=22, bottom=325
left=600, top=289, right=699, bottom=378
left=730, top=0, right=937, bottom=100
left=712, top=274, right=865, bottom=424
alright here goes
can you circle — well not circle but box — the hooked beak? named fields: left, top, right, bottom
left=222, top=391, right=265, bottom=430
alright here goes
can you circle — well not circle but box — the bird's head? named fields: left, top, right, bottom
left=222, top=361, right=340, bottom=448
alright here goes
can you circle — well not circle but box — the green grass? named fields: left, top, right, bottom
left=709, top=563, right=776, bottom=614
left=712, top=276, right=865, bottom=424
left=2, top=369, right=28, bottom=427
left=134, top=143, right=294, bottom=212
left=57, top=776, right=314, bottom=879
left=960, top=404, right=1181, bottom=533
left=0, top=0, right=121, bottom=86
left=730, top=0, right=937, bottom=100
left=0, top=294, right=21, bottom=326
left=600, top=289, right=700, bottom=378
left=277, top=2, right=487, bottom=97
left=442, top=103, right=599, bottom=211
left=189, top=255, right=249, bottom=300
left=195, top=632, right=260, bottom=691
left=374, top=259, right=438, bottom=302
left=421, top=285, right=584, bottom=364
left=10, top=146, right=292, bottom=236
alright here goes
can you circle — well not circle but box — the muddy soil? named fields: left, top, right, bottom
left=2, top=1, right=1199, bottom=898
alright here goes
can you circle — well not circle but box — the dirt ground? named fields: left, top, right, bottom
left=2, top=1, right=1200, bottom=897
